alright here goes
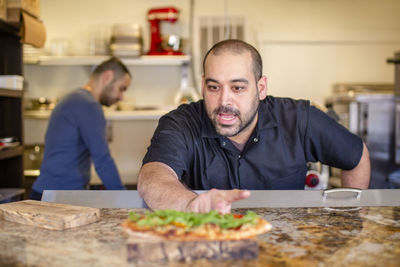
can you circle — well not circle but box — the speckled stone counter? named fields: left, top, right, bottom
left=0, top=207, right=399, bottom=266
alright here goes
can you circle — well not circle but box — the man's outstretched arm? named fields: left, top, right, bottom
left=137, top=162, right=250, bottom=213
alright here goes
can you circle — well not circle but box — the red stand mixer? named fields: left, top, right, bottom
left=147, top=7, right=183, bottom=55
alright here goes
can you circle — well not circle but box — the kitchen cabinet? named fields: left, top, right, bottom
left=0, top=20, right=25, bottom=201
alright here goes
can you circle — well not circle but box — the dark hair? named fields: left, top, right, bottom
left=202, top=39, right=263, bottom=81
left=92, top=57, right=131, bottom=80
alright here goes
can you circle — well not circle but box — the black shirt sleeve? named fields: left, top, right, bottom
left=303, top=106, right=363, bottom=170
left=142, top=111, right=191, bottom=178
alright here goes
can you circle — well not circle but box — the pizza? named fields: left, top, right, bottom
left=122, top=209, right=272, bottom=241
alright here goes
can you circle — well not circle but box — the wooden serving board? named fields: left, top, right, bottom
left=0, top=200, right=100, bottom=230
left=127, top=237, right=259, bottom=263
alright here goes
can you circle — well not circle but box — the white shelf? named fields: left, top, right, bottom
left=24, top=108, right=172, bottom=121
left=24, top=55, right=191, bottom=66
left=104, top=109, right=171, bottom=120
left=24, top=110, right=51, bottom=119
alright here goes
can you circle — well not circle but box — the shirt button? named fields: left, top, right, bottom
left=222, top=141, right=226, bottom=146
left=238, top=155, right=241, bottom=159
left=253, top=137, right=259, bottom=143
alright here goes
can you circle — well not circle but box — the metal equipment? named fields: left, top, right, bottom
left=387, top=51, right=400, bottom=187
left=326, top=83, right=398, bottom=188
left=146, top=7, right=183, bottom=55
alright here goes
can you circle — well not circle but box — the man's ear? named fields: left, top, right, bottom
left=258, top=75, right=267, bottom=100
left=101, top=70, right=114, bottom=86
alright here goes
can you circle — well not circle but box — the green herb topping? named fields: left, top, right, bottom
left=128, top=210, right=259, bottom=229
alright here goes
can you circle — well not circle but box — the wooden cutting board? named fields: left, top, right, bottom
left=0, top=200, right=100, bottom=230
left=127, top=237, right=259, bottom=263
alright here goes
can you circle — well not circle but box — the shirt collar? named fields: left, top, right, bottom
left=257, top=97, right=278, bottom=131
left=200, top=97, right=277, bottom=138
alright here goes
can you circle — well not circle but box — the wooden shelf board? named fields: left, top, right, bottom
left=0, top=145, right=24, bottom=160
left=0, top=88, right=23, bottom=98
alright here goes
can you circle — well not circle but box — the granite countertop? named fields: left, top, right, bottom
left=0, top=207, right=399, bottom=266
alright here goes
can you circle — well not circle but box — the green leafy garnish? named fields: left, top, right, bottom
left=127, top=210, right=259, bottom=229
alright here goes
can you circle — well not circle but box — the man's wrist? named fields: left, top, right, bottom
left=184, top=194, right=198, bottom=212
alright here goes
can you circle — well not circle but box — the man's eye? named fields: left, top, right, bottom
left=207, top=85, right=219, bottom=91
left=232, top=86, right=245, bottom=91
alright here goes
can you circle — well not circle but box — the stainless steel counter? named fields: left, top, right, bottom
left=41, top=189, right=400, bottom=208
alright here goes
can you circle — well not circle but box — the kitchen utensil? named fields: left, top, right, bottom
left=0, top=200, right=100, bottom=230
left=117, top=98, right=135, bottom=111
left=0, top=141, right=20, bottom=150
left=147, top=7, right=183, bottom=55
left=110, top=24, right=143, bottom=57
left=0, top=136, right=19, bottom=150
left=28, top=97, right=57, bottom=110
left=88, top=25, right=110, bottom=56
left=24, top=144, right=43, bottom=172
left=0, top=75, right=23, bottom=90
left=49, top=38, right=70, bottom=56
left=161, top=34, right=184, bottom=52
left=111, top=23, right=142, bottom=37
left=0, top=137, right=15, bottom=143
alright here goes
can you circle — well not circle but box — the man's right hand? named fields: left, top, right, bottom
left=186, top=188, right=250, bottom=214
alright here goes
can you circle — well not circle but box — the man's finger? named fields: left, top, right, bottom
left=214, top=199, right=230, bottom=214
left=221, top=189, right=251, bottom=203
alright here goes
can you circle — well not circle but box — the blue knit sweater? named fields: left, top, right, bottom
left=32, top=88, right=125, bottom=193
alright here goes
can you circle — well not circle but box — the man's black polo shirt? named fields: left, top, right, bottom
left=143, top=96, right=363, bottom=190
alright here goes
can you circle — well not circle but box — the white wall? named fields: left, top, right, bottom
left=192, top=0, right=400, bottom=103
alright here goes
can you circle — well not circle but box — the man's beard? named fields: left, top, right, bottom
left=99, top=81, right=115, bottom=107
left=207, top=95, right=260, bottom=137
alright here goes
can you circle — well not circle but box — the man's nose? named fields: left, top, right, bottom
left=220, top=86, right=232, bottom=106
left=118, top=91, right=124, bottom=102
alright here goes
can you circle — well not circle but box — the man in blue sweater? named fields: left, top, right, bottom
left=30, top=57, right=131, bottom=200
